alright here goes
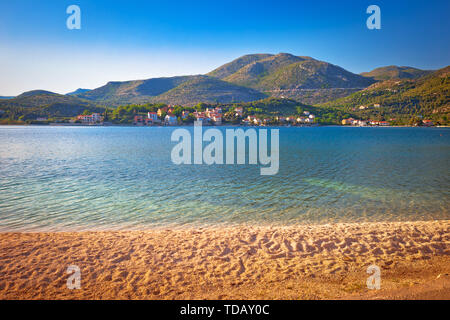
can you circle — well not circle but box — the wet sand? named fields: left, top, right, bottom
left=0, top=220, right=449, bottom=300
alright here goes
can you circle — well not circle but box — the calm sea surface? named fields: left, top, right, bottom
left=0, top=126, right=449, bottom=231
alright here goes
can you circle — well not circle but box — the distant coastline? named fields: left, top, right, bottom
left=0, top=123, right=447, bottom=128
left=1, top=58, right=448, bottom=128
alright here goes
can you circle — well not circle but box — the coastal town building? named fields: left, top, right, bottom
left=157, top=108, right=165, bottom=117
left=147, top=112, right=158, bottom=122
left=234, top=107, right=243, bottom=117
left=205, top=107, right=222, bottom=118
left=210, top=112, right=222, bottom=125
left=157, top=106, right=174, bottom=117
left=357, top=120, right=368, bottom=126
left=343, top=118, right=390, bottom=126
left=76, top=113, right=103, bottom=124
left=181, top=111, right=190, bottom=119
left=194, top=111, right=205, bottom=118
left=133, top=112, right=161, bottom=126
left=247, top=115, right=262, bottom=125
left=342, top=118, right=355, bottom=125
left=165, top=113, right=178, bottom=126
left=193, top=111, right=210, bottom=125
left=192, top=109, right=223, bottom=125
left=134, top=115, right=146, bottom=125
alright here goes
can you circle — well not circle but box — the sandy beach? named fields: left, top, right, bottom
left=0, top=220, right=449, bottom=300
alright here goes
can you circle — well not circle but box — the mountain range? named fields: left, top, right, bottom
left=2, top=53, right=380, bottom=107
left=1, top=53, right=448, bottom=123
left=360, top=66, right=432, bottom=81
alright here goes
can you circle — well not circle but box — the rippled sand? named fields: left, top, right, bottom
left=0, top=221, right=449, bottom=299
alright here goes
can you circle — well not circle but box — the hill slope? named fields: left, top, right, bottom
left=221, top=53, right=306, bottom=86
left=321, top=66, right=450, bottom=124
left=361, top=66, right=432, bottom=81
left=207, top=54, right=273, bottom=79
left=5, top=53, right=376, bottom=108
left=1, top=90, right=95, bottom=109
left=150, top=76, right=267, bottom=106
left=75, top=76, right=198, bottom=105
left=208, top=53, right=374, bottom=89
left=0, top=90, right=104, bottom=120
left=208, top=53, right=375, bottom=104
left=67, top=88, right=91, bottom=96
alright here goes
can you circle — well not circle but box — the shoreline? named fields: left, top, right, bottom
left=0, top=123, right=448, bottom=128
left=0, top=220, right=448, bottom=300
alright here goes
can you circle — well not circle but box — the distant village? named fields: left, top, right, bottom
left=341, top=117, right=433, bottom=127
left=34, top=103, right=436, bottom=127
left=340, top=104, right=435, bottom=127
left=71, top=105, right=320, bottom=126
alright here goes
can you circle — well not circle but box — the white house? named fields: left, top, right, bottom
left=210, top=113, right=222, bottom=125
left=147, top=112, right=158, bottom=121
left=76, top=113, right=103, bottom=124
left=357, top=120, right=368, bottom=126
left=247, top=115, right=261, bottom=125
left=234, top=107, right=243, bottom=117
left=165, top=113, right=178, bottom=125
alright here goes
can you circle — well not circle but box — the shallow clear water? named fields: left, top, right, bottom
left=0, top=125, right=449, bottom=231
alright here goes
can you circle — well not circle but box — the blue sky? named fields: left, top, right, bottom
left=0, top=0, right=449, bottom=95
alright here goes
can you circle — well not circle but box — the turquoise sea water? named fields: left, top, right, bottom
left=0, top=125, right=449, bottom=231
